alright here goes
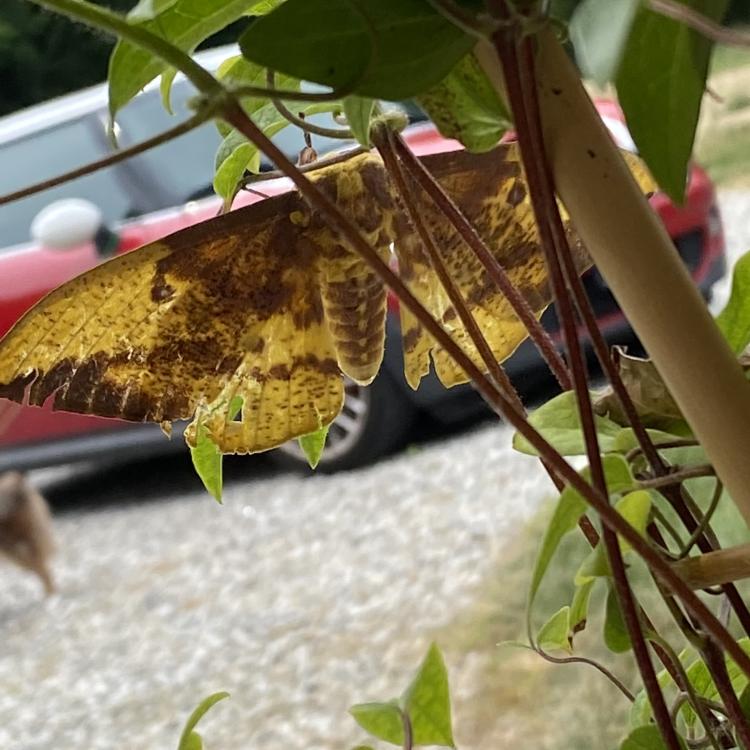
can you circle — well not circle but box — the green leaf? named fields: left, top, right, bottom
left=604, top=583, right=631, bottom=653
left=716, top=250, right=750, bottom=353
left=213, top=130, right=261, bottom=201
left=343, top=96, right=376, bottom=147
left=190, top=422, right=224, bottom=503
left=297, top=424, right=330, bottom=469
left=160, top=67, right=178, bottom=114
left=610, top=428, right=689, bottom=454
left=212, top=57, right=341, bottom=199
left=109, top=0, right=264, bottom=120
left=569, top=580, right=595, bottom=636
left=349, top=702, right=404, bottom=746
left=537, top=606, right=572, bottom=653
left=739, top=683, right=750, bottom=719
left=574, top=487, right=650, bottom=586
left=575, top=542, right=611, bottom=585
left=401, top=643, right=455, bottom=748
left=351, top=746, right=376, bottom=750
left=416, top=52, right=510, bottom=152
left=177, top=692, right=230, bottom=750
left=681, top=637, right=750, bottom=728
left=513, top=391, right=623, bottom=456
left=128, top=0, right=180, bottom=22
left=615, top=0, right=729, bottom=202
left=528, top=454, right=632, bottom=605
left=239, top=0, right=476, bottom=100
left=621, top=725, right=686, bottom=750
left=570, top=0, right=640, bottom=87
left=181, top=735, right=203, bottom=750
left=593, top=352, right=685, bottom=431
left=616, top=490, right=652, bottom=553
left=189, top=397, right=243, bottom=502
left=630, top=658, right=681, bottom=728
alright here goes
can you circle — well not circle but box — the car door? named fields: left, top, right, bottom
left=0, top=106, right=164, bottom=447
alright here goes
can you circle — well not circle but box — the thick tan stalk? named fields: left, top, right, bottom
left=479, top=32, right=750, bottom=524
left=673, top=544, right=750, bottom=589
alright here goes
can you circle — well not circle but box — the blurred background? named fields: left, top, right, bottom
left=0, top=3, right=749, bottom=749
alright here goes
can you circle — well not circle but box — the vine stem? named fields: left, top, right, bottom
left=637, top=465, right=716, bottom=490
left=240, top=147, right=368, bottom=186
left=701, top=642, right=750, bottom=748
left=0, top=112, right=208, bottom=206
left=228, top=84, right=346, bottom=104
left=509, top=20, right=750, bottom=743
left=387, top=134, right=571, bottom=391
left=266, top=70, right=354, bottom=140
left=385, top=128, right=604, bottom=547
left=491, top=15, right=681, bottom=749
left=425, top=0, right=495, bottom=37
left=27, top=0, right=750, bottom=696
left=647, top=0, right=750, bottom=48
left=517, top=17, right=750, bottom=640
left=399, top=707, right=413, bottom=750
left=533, top=648, right=635, bottom=702
left=514, top=13, right=750, bottom=732
left=515, top=21, right=750, bottom=640
left=373, top=125, right=524, bottom=411
left=646, top=632, right=724, bottom=750
left=532, top=25, right=750, bottom=523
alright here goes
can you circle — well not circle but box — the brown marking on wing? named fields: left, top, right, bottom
left=0, top=153, right=391, bottom=454
left=394, top=144, right=588, bottom=388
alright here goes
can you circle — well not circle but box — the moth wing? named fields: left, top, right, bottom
left=0, top=153, right=393, bottom=454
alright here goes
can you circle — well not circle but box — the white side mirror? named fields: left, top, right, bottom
left=31, top=198, right=103, bottom=250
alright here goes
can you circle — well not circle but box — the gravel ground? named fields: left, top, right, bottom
left=1, top=191, right=749, bottom=750
left=0, top=424, right=550, bottom=750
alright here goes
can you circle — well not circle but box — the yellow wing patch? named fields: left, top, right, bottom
left=0, top=145, right=656, bottom=454
left=394, top=145, right=657, bottom=389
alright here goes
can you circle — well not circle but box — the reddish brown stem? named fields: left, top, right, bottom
left=702, top=642, right=750, bottom=749
left=496, top=21, right=682, bottom=750
left=373, top=126, right=524, bottom=411
left=389, top=133, right=571, bottom=391
left=386, top=116, right=602, bottom=544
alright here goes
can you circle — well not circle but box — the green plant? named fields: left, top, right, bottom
left=2, top=1, right=750, bottom=747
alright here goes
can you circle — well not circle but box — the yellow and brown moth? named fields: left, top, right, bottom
left=0, top=145, right=654, bottom=454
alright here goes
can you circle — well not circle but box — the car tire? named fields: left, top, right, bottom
left=272, top=370, right=417, bottom=473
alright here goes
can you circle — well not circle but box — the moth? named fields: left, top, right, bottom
left=0, top=145, right=654, bottom=455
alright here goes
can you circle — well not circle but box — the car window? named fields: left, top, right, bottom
left=115, top=85, right=224, bottom=206
left=0, top=116, right=135, bottom=249
left=115, top=81, right=356, bottom=205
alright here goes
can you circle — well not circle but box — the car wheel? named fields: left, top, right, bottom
left=273, top=370, right=416, bottom=473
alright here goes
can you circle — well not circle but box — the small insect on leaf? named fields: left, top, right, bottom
left=177, top=691, right=229, bottom=750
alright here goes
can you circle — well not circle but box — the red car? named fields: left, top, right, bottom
left=0, top=48, right=726, bottom=472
